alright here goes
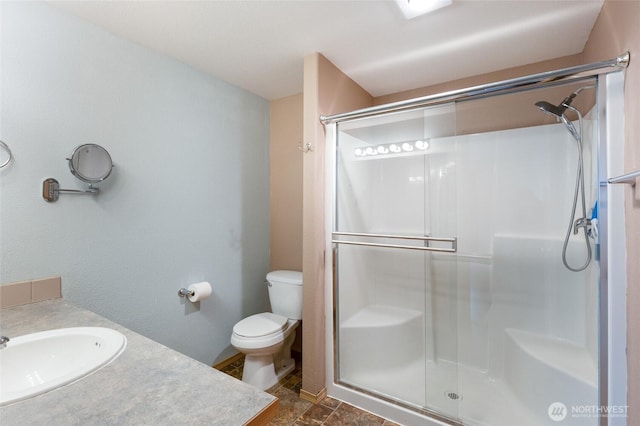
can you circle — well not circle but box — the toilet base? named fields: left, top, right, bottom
left=277, top=357, right=296, bottom=381
left=234, top=320, right=300, bottom=390
left=242, top=355, right=295, bottom=390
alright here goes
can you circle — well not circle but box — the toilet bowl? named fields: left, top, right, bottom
left=230, top=271, right=302, bottom=390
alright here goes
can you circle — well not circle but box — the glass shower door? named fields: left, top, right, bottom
left=450, top=81, right=600, bottom=426
left=332, top=105, right=460, bottom=421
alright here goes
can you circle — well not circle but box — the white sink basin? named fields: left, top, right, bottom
left=0, top=327, right=127, bottom=406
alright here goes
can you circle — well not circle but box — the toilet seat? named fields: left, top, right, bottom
left=233, top=312, right=288, bottom=338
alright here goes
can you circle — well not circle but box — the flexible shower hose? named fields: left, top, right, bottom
left=561, top=105, right=592, bottom=272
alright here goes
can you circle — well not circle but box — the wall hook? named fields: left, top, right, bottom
left=298, top=142, right=313, bottom=153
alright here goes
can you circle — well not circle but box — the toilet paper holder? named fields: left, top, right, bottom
left=177, top=288, right=195, bottom=298
left=178, top=282, right=212, bottom=302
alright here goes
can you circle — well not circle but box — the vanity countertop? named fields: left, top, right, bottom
left=0, top=299, right=278, bottom=425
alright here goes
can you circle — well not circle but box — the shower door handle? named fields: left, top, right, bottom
left=332, top=232, right=457, bottom=253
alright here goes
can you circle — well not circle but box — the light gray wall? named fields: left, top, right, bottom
left=0, top=1, right=271, bottom=365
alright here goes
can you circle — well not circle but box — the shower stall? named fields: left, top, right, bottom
left=323, top=55, right=629, bottom=426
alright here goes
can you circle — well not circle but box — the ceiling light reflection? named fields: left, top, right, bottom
left=415, top=140, right=429, bottom=150
left=353, top=139, right=430, bottom=159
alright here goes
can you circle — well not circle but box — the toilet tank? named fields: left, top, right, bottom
left=266, top=270, right=303, bottom=320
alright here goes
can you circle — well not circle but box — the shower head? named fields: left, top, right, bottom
left=535, top=90, right=584, bottom=141
left=535, top=92, right=578, bottom=118
left=535, top=100, right=567, bottom=118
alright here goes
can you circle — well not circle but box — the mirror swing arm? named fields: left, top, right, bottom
left=42, top=144, right=114, bottom=203
left=42, top=178, right=99, bottom=202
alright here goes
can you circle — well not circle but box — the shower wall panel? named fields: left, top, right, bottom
left=447, top=121, right=597, bottom=375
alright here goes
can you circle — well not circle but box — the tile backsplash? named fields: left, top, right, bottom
left=0, top=277, right=61, bottom=308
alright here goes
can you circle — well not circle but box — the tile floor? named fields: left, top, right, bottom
left=217, top=355, right=401, bottom=425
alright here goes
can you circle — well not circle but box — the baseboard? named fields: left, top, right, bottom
left=212, top=352, right=244, bottom=370
left=299, top=387, right=327, bottom=404
left=245, top=398, right=279, bottom=426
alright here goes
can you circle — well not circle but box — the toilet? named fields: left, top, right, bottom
left=230, top=270, right=303, bottom=390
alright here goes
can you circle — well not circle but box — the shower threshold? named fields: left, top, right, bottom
left=339, top=358, right=584, bottom=426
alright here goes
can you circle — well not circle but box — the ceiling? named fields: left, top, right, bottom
left=50, top=0, right=604, bottom=101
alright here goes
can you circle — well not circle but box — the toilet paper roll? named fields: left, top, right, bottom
left=188, top=282, right=212, bottom=302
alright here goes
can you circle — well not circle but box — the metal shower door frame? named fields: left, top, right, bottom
left=324, top=53, right=630, bottom=426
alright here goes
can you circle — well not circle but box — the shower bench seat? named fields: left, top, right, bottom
left=504, top=328, right=598, bottom=425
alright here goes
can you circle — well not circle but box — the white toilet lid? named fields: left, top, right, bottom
left=233, top=312, right=288, bottom=338
left=266, top=270, right=302, bottom=285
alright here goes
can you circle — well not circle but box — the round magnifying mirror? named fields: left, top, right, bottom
left=68, top=144, right=113, bottom=184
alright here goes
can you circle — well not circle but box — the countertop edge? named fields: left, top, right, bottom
left=0, top=299, right=278, bottom=425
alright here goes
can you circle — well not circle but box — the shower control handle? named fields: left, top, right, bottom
left=573, top=217, right=591, bottom=235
